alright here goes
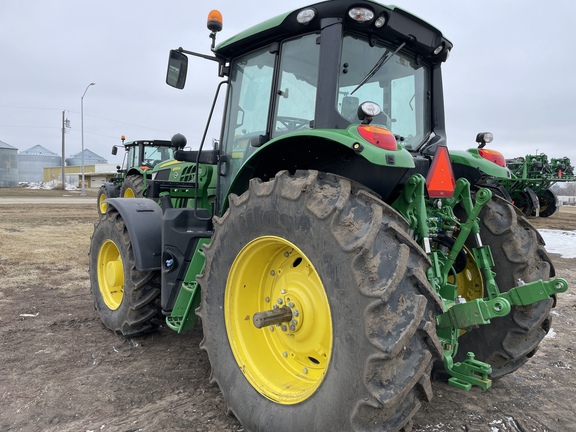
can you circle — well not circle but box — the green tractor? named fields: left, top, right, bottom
left=89, top=2, right=568, bottom=430
left=96, top=135, right=183, bottom=215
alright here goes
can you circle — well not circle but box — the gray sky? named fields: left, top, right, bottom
left=1, top=0, right=574, bottom=166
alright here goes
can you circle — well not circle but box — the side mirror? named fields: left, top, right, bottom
left=166, top=50, right=188, bottom=89
left=112, top=146, right=118, bottom=156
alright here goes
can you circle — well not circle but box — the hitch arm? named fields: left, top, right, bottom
left=501, top=278, right=568, bottom=306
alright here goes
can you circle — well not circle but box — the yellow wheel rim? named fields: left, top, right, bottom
left=447, top=245, right=484, bottom=335
left=225, top=236, right=333, bottom=405
left=97, top=239, right=124, bottom=310
left=123, top=188, right=136, bottom=198
left=452, top=245, right=484, bottom=302
left=98, top=194, right=107, bottom=214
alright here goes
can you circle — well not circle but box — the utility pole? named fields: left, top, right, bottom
left=61, top=111, right=70, bottom=190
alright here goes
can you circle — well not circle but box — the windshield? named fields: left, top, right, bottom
left=337, top=34, right=430, bottom=150
left=143, top=146, right=174, bottom=166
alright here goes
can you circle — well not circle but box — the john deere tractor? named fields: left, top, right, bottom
left=96, top=136, right=183, bottom=215
left=89, top=2, right=568, bottom=430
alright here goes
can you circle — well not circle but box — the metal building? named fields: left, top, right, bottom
left=66, top=149, right=107, bottom=167
left=18, top=145, right=62, bottom=183
left=0, top=140, right=19, bottom=187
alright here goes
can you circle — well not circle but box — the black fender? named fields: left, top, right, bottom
left=102, top=182, right=120, bottom=198
left=104, top=198, right=162, bottom=271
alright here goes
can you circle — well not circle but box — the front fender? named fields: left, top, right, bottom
left=104, top=198, right=162, bottom=271
left=102, top=182, right=120, bottom=198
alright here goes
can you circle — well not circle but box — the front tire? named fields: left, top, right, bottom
left=120, top=174, right=144, bottom=198
left=455, top=195, right=554, bottom=378
left=97, top=186, right=109, bottom=217
left=89, top=208, right=161, bottom=335
left=198, top=170, right=443, bottom=431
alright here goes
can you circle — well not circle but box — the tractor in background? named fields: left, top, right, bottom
left=97, top=136, right=184, bottom=215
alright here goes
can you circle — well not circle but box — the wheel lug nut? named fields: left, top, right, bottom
left=265, top=297, right=270, bottom=302
left=282, top=352, right=288, bottom=358
left=281, top=325, right=287, bottom=332
left=277, top=298, right=283, bottom=305
left=269, top=326, right=274, bottom=332
left=293, top=309, right=299, bottom=317
left=302, top=368, right=308, bottom=374
left=288, top=302, right=295, bottom=308
left=289, top=325, right=296, bottom=331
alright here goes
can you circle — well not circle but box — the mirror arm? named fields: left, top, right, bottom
left=177, top=47, right=223, bottom=64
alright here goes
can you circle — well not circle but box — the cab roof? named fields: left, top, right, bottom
left=214, top=0, right=452, bottom=64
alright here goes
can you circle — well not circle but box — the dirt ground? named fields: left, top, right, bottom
left=1, top=188, right=575, bottom=432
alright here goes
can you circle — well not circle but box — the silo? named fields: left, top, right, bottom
left=66, top=149, right=107, bottom=166
left=0, top=140, right=19, bottom=187
left=18, top=145, right=62, bottom=183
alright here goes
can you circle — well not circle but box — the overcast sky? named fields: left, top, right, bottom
left=1, top=0, right=574, bottom=166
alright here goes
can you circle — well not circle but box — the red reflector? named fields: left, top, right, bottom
left=357, top=125, right=397, bottom=150
left=426, top=146, right=455, bottom=198
left=478, top=148, right=505, bottom=167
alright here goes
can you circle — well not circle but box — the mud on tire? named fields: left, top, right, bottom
left=89, top=208, right=161, bottom=336
left=455, top=195, right=555, bottom=378
left=197, top=170, right=444, bottom=432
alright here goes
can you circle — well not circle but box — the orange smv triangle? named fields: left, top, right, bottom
left=426, top=146, right=455, bottom=198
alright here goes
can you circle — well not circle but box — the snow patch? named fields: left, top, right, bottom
left=538, top=229, right=576, bottom=258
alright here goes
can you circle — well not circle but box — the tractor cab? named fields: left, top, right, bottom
left=167, top=1, right=453, bottom=209
left=112, top=136, right=177, bottom=175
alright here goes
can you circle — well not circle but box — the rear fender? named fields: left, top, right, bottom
left=450, top=149, right=511, bottom=179
left=104, top=198, right=162, bottom=271
left=227, top=128, right=415, bottom=204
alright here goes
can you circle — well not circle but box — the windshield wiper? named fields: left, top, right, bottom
left=351, top=42, right=406, bottom=95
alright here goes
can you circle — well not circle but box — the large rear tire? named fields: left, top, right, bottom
left=455, top=195, right=554, bottom=378
left=120, top=174, right=144, bottom=198
left=198, top=170, right=443, bottom=432
left=89, top=208, right=161, bottom=335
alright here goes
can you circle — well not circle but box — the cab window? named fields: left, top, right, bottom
left=272, top=34, right=320, bottom=138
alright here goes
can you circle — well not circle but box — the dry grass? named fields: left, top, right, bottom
left=0, top=204, right=96, bottom=292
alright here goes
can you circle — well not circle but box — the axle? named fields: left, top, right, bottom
left=253, top=306, right=293, bottom=329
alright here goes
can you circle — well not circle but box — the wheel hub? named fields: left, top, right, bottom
left=105, top=260, right=123, bottom=287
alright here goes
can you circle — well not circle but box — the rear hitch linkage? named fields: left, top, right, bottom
left=393, top=174, right=568, bottom=391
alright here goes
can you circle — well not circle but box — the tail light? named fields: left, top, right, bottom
left=478, top=148, right=505, bottom=167
left=426, top=146, right=455, bottom=198
left=357, top=125, right=397, bottom=150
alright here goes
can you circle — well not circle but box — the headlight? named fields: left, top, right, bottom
left=297, top=8, right=316, bottom=24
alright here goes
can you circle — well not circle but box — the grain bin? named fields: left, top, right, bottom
left=18, top=145, right=62, bottom=183
left=65, top=149, right=107, bottom=166
left=0, top=140, right=19, bottom=187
